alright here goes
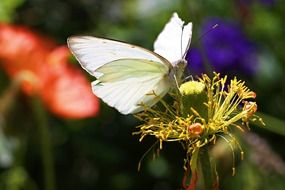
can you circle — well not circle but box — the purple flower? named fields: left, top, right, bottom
left=186, top=48, right=204, bottom=75
left=186, top=18, right=258, bottom=76
left=259, top=0, right=276, bottom=6
left=238, top=0, right=276, bottom=6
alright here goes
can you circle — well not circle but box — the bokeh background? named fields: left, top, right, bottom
left=0, top=0, right=284, bottom=189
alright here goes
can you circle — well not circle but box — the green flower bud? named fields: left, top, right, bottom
left=179, top=81, right=207, bottom=118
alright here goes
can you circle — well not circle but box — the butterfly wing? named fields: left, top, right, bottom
left=153, top=12, right=192, bottom=65
left=67, top=36, right=172, bottom=114
left=92, top=59, right=170, bottom=114
left=67, top=36, right=171, bottom=77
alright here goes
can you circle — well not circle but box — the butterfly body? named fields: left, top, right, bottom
left=67, top=13, right=192, bottom=114
left=168, top=59, right=187, bottom=84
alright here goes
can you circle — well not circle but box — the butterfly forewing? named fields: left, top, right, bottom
left=153, top=12, right=192, bottom=64
left=67, top=13, right=192, bottom=114
left=67, top=36, right=172, bottom=77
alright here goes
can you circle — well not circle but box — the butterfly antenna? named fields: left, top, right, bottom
left=194, top=24, right=219, bottom=44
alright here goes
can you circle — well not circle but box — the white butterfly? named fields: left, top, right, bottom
left=67, top=12, right=192, bottom=114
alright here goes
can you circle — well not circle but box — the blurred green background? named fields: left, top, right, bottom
left=0, top=0, right=284, bottom=189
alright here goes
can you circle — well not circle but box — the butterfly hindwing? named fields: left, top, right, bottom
left=67, top=13, right=192, bottom=114
left=92, top=59, right=170, bottom=114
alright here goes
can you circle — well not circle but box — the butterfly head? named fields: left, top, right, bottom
left=174, top=59, right=187, bottom=79
left=176, top=59, right=187, bottom=70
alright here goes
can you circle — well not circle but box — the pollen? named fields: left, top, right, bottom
left=179, top=81, right=205, bottom=95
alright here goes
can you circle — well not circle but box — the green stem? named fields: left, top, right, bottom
left=32, top=98, right=56, bottom=190
left=199, top=147, right=216, bottom=190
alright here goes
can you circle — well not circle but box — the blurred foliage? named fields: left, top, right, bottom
left=0, top=0, right=24, bottom=22
left=0, top=0, right=285, bottom=190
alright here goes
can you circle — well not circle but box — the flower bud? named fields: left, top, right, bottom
left=179, top=81, right=207, bottom=118
left=188, top=123, right=204, bottom=136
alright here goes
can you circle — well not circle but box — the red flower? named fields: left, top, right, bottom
left=0, top=23, right=54, bottom=94
left=0, top=24, right=99, bottom=118
left=42, top=47, right=99, bottom=119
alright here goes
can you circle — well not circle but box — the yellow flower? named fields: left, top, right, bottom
left=134, top=73, right=263, bottom=167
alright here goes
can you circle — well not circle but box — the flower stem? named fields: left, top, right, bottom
left=32, top=98, right=56, bottom=190
left=199, top=146, right=218, bottom=190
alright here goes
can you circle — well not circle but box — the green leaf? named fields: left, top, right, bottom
left=254, top=112, right=285, bottom=136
